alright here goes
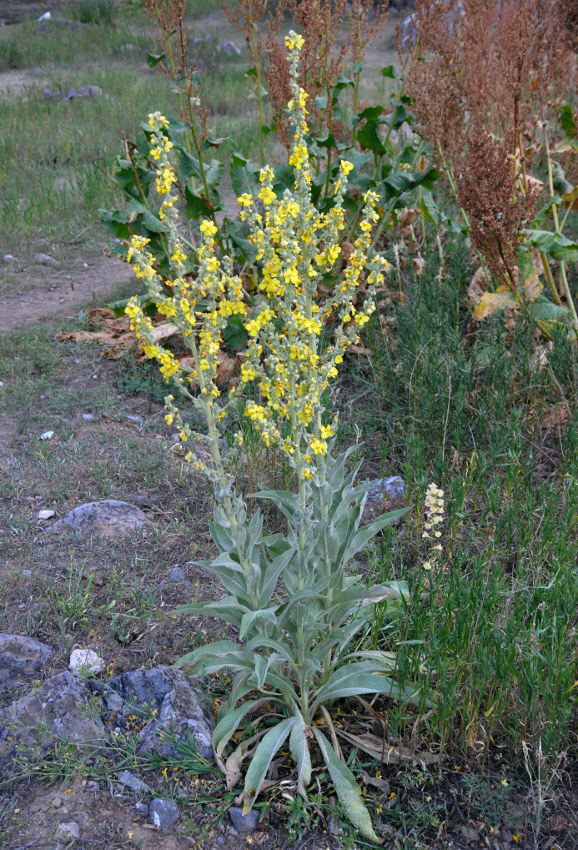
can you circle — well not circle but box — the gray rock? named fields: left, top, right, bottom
left=0, top=633, right=54, bottom=693
left=69, top=648, right=105, bottom=675
left=48, top=499, right=148, bottom=538
left=169, top=566, right=186, bottom=583
left=57, top=821, right=81, bottom=840
left=149, top=798, right=180, bottom=828
left=135, top=801, right=149, bottom=814
left=229, top=806, right=259, bottom=832
left=0, top=672, right=104, bottom=773
left=32, top=253, right=58, bottom=267
left=103, top=666, right=214, bottom=759
left=39, top=16, right=87, bottom=30
left=367, top=476, right=406, bottom=501
left=216, top=41, right=241, bottom=56
left=117, top=770, right=152, bottom=794
left=82, top=413, right=94, bottom=421
left=352, top=476, right=407, bottom=524
left=103, top=691, right=124, bottom=712
left=77, top=85, right=102, bottom=98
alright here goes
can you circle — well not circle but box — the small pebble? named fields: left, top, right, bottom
left=69, top=648, right=105, bottom=675
left=82, top=413, right=94, bottom=421
left=39, top=431, right=54, bottom=441
left=229, top=807, right=259, bottom=833
left=57, top=822, right=80, bottom=840
left=149, top=798, right=180, bottom=829
left=38, top=510, right=55, bottom=520
left=52, top=797, right=62, bottom=808
left=21, top=570, right=32, bottom=577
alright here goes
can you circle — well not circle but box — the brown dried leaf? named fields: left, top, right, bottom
left=412, top=256, right=425, bottom=277
left=541, top=403, right=569, bottom=430
left=150, top=323, right=179, bottom=343
left=466, top=267, right=490, bottom=309
left=400, top=208, right=420, bottom=228
left=525, top=174, right=545, bottom=194
left=474, top=288, right=518, bottom=320
left=335, top=729, right=439, bottom=765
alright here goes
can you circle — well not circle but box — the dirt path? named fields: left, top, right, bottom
left=0, top=255, right=137, bottom=332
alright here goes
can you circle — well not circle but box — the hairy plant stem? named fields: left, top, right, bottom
left=249, top=23, right=266, bottom=168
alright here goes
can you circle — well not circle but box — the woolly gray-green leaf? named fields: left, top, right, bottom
left=313, top=728, right=381, bottom=844
left=213, top=699, right=269, bottom=756
left=289, top=713, right=312, bottom=797
left=242, top=717, right=296, bottom=813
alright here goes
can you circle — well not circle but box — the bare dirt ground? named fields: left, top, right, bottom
left=0, top=256, right=137, bottom=331
left=0, top=0, right=70, bottom=25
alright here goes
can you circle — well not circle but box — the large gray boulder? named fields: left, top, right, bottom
left=95, top=665, right=214, bottom=759
left=0, top=633, right=54, bottom=693
left=0, top=671, right=104, bottom=772
left=48, top=499, right=148, bottom=538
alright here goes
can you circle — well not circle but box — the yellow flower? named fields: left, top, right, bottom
left=200, top=219, right=218, bottom=238
left=171, top=245, right=187, bottom=264
left=285, top=33, right=304, bottom=51
left=309, top=438, right=327, bottom=455
left=258, top=186, right=277, bottom=206
left=237, top=193, right=253, bottom=208
left=340, top=160, right=354, bottom=176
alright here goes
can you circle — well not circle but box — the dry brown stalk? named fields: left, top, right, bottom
left=403, top=0, right=576, bottom=286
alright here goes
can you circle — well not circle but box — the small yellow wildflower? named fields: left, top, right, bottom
left=200, top=219, right=218, bottom=238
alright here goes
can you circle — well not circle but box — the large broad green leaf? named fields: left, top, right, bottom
left=312, top=669, right=401, bottom=709
left=381, top=64, right=399, bottom=79
left=340, top=508, right=409, bottom=565
left=185, top=186, right=214, bottom=219
left=239, top=607, right=278, bottom=640
left=525, top=229, right=578, bottom=262
left=99, top=209, right=130, bottom=239
left=560, top=103, right=577, bottom=139
left=356, top=118, right=386, bottom=155
left=213, top=699, right=269, bottom=756
left=223, top=316, right=248, bottom=353
left=242, top=717, right=296, bottom=813
left=178, top=148, right=201, bottom=181
left=552, top=162, right=573, bottom=197
left=528, top=296, right=571, bottom=323
left=206, top=158, right=224, bottom=189
left=252, top=488, right=300, bottom=523
left=313, top=728, right=382, bottom=844
left=147, top=51, right=166, bottom=68
left=289, top=713, right=312, bottom=797
left=419, top=189, right=440, bottom=225
left=176, top=640, right=253, bottom=674
left=171, top=597, right=249, bottom=628
left=125, top=200, right=166, bottom=233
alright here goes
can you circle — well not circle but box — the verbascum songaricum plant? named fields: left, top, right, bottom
left=125, top=32, right=417, bottom=842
